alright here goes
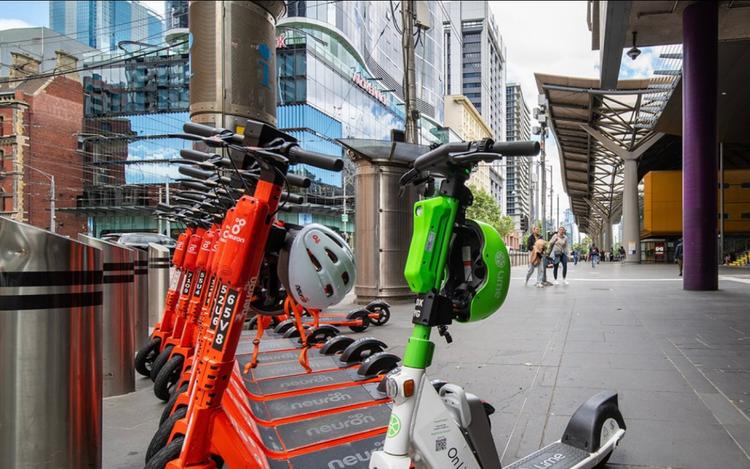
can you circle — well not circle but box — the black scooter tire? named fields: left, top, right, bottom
left=146, top=407, right=187, bottom=463
left=153, top=355, right=184, bottom=401
left=145, top=435, right=184, bottom=469
left=149, top=344, right=174, bottom=382
left=135, top=337, right=161, bottom=377
left=160, top=383, right=188, bottom=426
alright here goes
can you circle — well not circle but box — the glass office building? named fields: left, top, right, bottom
left=279, top=1, right=452, bottom=144
left=49, top=0, right=163, bottom=52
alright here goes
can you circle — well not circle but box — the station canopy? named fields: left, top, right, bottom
left=535, top=73, right=677, bottom=234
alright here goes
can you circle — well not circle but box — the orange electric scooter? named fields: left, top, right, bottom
left=145, top=121, right=396, bottom=469
left=135, top=228, right=193, bottom=377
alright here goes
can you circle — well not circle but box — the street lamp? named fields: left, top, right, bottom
left=24, top=164, right=56, bottom=233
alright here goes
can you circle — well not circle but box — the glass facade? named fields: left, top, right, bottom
left=49, top=0, right=163, bottom=52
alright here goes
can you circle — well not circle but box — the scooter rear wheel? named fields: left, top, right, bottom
left=149, top=344, right=174, bottom=382
left=134, top=337, right=161, bottom=377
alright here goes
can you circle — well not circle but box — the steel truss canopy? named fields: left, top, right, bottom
left=535, top=73, right=675, bottom=234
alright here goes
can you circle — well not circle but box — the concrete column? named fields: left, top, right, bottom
left=682, top=2, right=718, bottom=291
left=622, top=158, right=640, bottom=263
left=602, top=218, right=612, bottom=252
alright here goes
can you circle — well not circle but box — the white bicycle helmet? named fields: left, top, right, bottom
left=280, top=223, right=355, bottom=310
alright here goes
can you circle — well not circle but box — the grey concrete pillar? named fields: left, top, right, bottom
left=602, top=218, right=612, bottom=252
left=682, top=1, right=718, bottom=291
left=622, top=158, right=640, bottom=262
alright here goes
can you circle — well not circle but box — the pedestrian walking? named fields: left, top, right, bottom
left=675, top=238, right=683, bottom=276
left=619, top=245, right=625, bottom=262
left=573, top=249, right=579, bottom=265
left=530, top=238, right=547, bottom=288
left=525, top=225, right=541, bottom=285
left=547, top=226, right=570, bottom=285
left=591, top=245, right=599, bottom=267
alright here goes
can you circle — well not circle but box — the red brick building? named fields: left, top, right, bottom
left=0, top=51, right=86, bottom=237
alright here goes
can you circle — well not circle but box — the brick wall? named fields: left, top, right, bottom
left=24, top=76, right=86, bottom=237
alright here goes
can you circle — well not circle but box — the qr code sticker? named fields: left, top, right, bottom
left=435, top=437, right=447, bottom=452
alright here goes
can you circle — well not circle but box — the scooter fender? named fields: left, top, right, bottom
left=410, top=378, right=482, bottom=469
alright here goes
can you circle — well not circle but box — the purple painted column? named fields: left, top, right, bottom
left=682, top=2, right=718, bottom=290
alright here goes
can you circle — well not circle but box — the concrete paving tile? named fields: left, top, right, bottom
left=559, top=351, right=675, bottom=371
left=553, top=366, right=690, bottom=393
left=609, top=418, right=750, bottom=469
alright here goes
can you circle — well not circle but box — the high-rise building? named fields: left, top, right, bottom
left=443, top=95, right=494, bottom=197
left=49, top=0, right=163, bottom=52
left=506, top=83, right=532, bottom=230
left=275, top=1, right=457, bottom=233
left=444, top=1, right=507, bottom=208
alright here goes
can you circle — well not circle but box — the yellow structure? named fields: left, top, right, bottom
left=642, top=170, right=750, bottom=237
left=443, top=95, right=496, bottom=197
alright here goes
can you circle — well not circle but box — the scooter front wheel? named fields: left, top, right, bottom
left=149, top=344, right=174, bottom=382
left=134, top=337, right=161, bottom=377
left=145, top=435, right=184, bottom=469
left=153, top=355, right=184, bottom=401
left=145, top=407, right=187, bottom=463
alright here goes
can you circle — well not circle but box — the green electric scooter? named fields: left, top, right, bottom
left=369, top=138, right=626, bottom=469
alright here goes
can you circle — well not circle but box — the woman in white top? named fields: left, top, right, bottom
left=547, top=226, right=570, bottom=285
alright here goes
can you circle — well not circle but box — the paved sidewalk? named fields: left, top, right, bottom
left=105, top=262, right=750, bottom=468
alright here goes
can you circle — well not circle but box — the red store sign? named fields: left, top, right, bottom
left=352, top=71, right=388, bottom=105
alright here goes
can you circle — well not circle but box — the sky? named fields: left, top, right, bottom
left=0, top=1, right=165, bottom=30
left=489, top=1, right=656, bottom=235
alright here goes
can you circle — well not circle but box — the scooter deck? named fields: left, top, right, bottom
left=237, top=337, right=300, bottom=353
left=238, top=354, right=345, bottom=381
left=239, top=366, right=366, bottom=397
left=247, top=383, right=385, bottom=421
left=505, top=441, right=590, bottom=469
left=266, top=435, right=384, bottom=469
left=255, top=403, right=392, bottom=453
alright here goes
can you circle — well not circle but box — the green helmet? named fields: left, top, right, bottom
left=443, top=219, right=510, bottom=322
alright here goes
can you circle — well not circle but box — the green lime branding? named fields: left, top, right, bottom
left=387, top=414, right=401, bottom=438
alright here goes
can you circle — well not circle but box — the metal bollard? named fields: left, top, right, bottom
left=147, top=243, right=171, bottom=328
left=78, top=234, right=136, bottom=397
left=132, top=249, right=149, bottom=346
left=0, top=217, right=102, bottom=469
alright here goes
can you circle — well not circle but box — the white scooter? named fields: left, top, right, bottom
left=369, top=138, right=626, bottom=468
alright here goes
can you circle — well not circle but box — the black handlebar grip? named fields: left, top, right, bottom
left=286, top=173, right=312, bottom=188
left=180, top=148, right=215, bottom=162
left=288, top=145, right=344, bottom=171
left=281, top=193, right=305, bottom=204
left=181, top=180, right=211, bottom=192
left=414, top=142, right=472, bottom=171
left=490, top=141, right=540, bottom=157
left=177, top=192, right=205, bottom=202
left=178, top=165, right=214, bottom=180
left=183, top=122, right=244, bottom=145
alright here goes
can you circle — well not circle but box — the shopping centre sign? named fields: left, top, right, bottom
left=351, top=71, right=388, bottom=106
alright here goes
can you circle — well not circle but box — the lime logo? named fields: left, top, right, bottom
left=387, top=414, right=401, bottom=438
left=495, top=250, right=506, bottom=268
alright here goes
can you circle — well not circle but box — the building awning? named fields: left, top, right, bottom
left=535, top=73, right=672, bottom=234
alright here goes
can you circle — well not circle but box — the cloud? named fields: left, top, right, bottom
left=490, top=1, right=598, bottom=107
left=0, top=19, right=34, bottom=31
left=489, top=1, right=597, bottom=221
